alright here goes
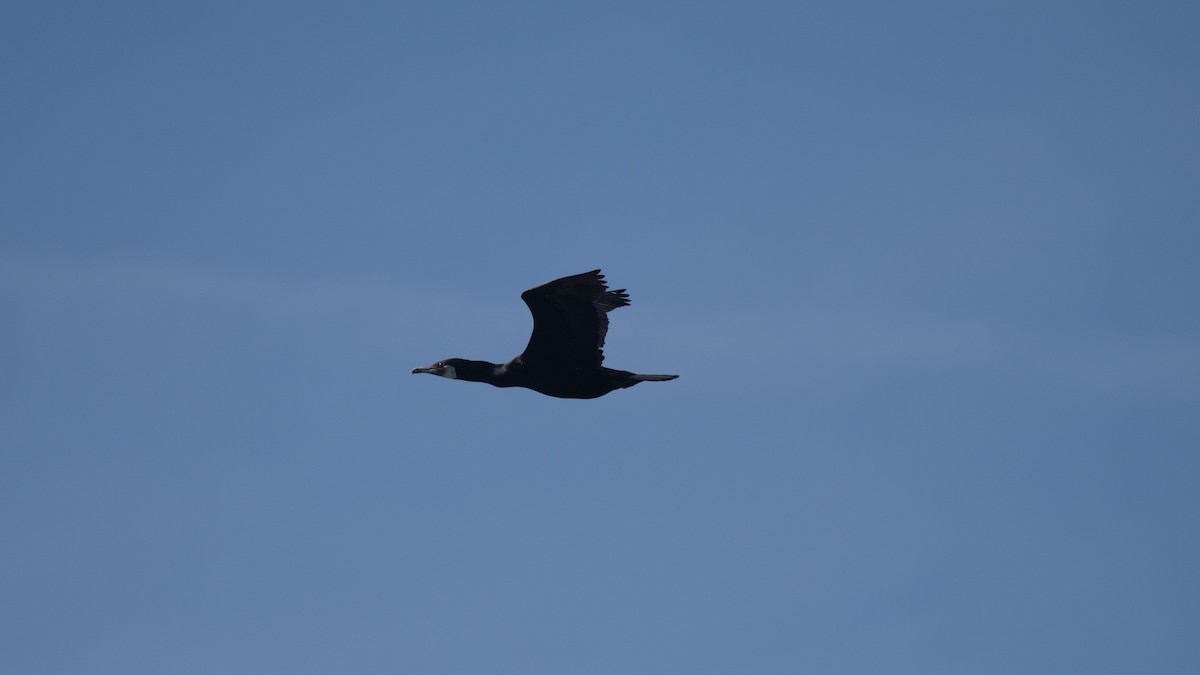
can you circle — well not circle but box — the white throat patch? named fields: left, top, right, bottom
left=440, top=365, right=457, bottom=379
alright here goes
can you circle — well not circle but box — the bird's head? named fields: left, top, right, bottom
left=412, top=359, right=461, bottom=379
left=412, top=358, right=495, bottom=382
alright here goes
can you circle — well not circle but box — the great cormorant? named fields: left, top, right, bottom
left=413, top=270, right=678, bottom=399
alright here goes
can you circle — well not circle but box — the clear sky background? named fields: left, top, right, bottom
left=3, top=2, right=1198, bottom=673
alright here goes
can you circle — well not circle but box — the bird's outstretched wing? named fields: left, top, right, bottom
left=518, top=269, right=629, bottom=368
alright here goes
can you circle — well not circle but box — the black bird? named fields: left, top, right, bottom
left=413, top=270, right=678, bottom=399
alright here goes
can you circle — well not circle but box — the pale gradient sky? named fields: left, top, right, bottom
left=3, top=2, right=1199, bottom=674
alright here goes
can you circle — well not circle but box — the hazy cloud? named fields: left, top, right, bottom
left=5, top=252, right=1196, bottom=395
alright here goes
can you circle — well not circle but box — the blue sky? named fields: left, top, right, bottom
left=2, top=2, right=1198, bottom=673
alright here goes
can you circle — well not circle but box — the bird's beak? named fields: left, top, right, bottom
left=412, top=365, right=438, bottom=375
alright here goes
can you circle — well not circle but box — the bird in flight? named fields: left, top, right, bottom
left=413, top=270, right=678, bottom=399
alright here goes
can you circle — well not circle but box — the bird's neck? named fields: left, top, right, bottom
left=453, top=359, right=504, bottom=383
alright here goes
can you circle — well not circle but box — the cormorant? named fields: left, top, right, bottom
left=413, top=270, right=678, bottom=399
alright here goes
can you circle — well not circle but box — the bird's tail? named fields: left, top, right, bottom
left=609, top=369, right=679, bottom=390
left=631, top=373, right=678, bottom=382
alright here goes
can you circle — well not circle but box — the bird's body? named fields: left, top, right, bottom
left=413, top=270, right=677, bottom=399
